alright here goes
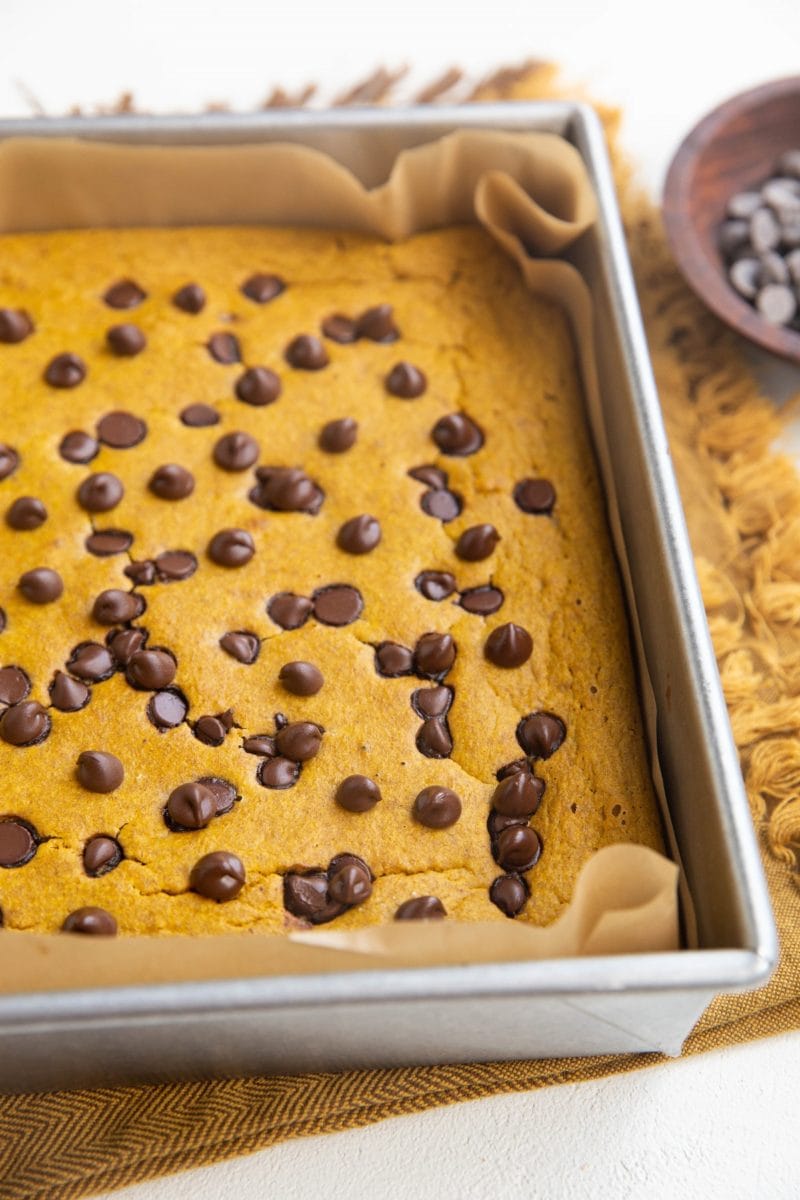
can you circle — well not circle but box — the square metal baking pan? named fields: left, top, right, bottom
left=0, top=102, right=777, bottom=1093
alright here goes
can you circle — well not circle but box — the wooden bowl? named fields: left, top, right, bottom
left=663, top=76, right=800, bottom=365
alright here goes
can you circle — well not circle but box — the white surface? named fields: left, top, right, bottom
left=2, top=2, right=800, bottom=1198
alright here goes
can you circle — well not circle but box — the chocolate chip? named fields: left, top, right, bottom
left=166, top=781, right=217, bottom=831
left=257, top=757, right=300, bottom=789
left=59, top=430, right=98, bottom=464
left=267, top=592, right=313, bottom=630
left=235, top=366, right=282, bottom=407
left=385, top=362, right=426, bottom=398
left=415, top=571, right=456, bottom=601
left=455, top=524, right=500, bottom=562
left=193, top=714, right=231, bottom=747
left=489, top=873, right=529, bottom=917
left=432, top=412, right=484, bottom=456
left=180, top=403, right=219, bottom=427
left=459, top=585, right=504, bottom=616
left=751, top=206, right=782, bottom=253
left=83, top=835, right=123, bottom=877
left=409, top=465, right=448, bottom=489
left=207, top=332, right=241, bottom=364
left=0, top=308, right=33, bottom=343
left=106, top=628, right=147, bottom=666
left=44, top=352, right=86, bottom=389
left=321, top=314, right=358, bottom=343
left=173, top=282, right=206, bottom=313
left=107, top=323, right=146, bottom=356
left=413, top=785, right=462, bottom=829
left=0, top=817, right=37, bottom=866
left=496, top=758, right=532, bottom=781
left=6, top=497, right=46, bottom=531
left=77, top=472, right=124, bottom=513
left=414, top=632, right=456, bottom=678
left=62, top=907, right=117, bottom=935
left=279, top=661, right=324, bottom=696
left=275, top=721, right=323, bottom=762
left=85, top=529, right=133, bottom=556
left=76, top=750, right=124, bottom=793
left=516, top=711, right=566, bottom=759
left=416, top=718, right=453, bottom=758
left=394, top=895, right=446, bottom=920
left=375, top=641, right=414, bottom=677
left=514, top=478, right=556, bottom=514
left=154, top=550, right=197, bottom=582
left=0, top=666, right=30, bottom=705
left=411, top=685, right=453, bottom=719
left=149, top=464, right=195, bottom=500
left=756, top=283, right=797, bottom=326
left=727, top=191, right=762, bottom=219
left=718, top=218, right=751, bottom=256
left=420, top=489, right=463, bottom=522
left=335, top=774, right=381, bottom=813
left=92, top=589, right=144, bottom=625
left=283, top=870, right=345, bottom=924
left=494, top=825, right=541, bottom=872
left=198, top=775, right=238, bottom=814
left=328, top=855, right=372, bottom=905
left=67, top=642, right=115, bottom=682
left=249, top=466, right=324, bottom=514
left=356, top=304, right=399, bottom=342
left=125, top=560, right=156, bottom=586
left=285, top=334, right=328, bottom=370
left=242, top=734, right=276, bottom=756
left=219, top=631, right=260, bottom=664
left=312, top=584, right=363, bottom=626
left=485, top=623, right=533, bottom=668
left=104, top=279, right=146, bottom=309
left=125, top=648, right=176, bottom=690
left=241, top=273, right=285, bottom=303
left=147, top=688, right=188, bottom=730
left=337, top=514, right=381, bottom=555
left=208, top=528, right=255, bottom=568
left=730, top=257, right=761, bottom=299
left=0, top=704, right=38, bottom=748
left=492, top=771, right=544, bottom=818
left=319, top=418, right=357, bottom=453
left=213, top=431, right=259, bottom=472
left=18, top=567, right=63, bottom=605
left=0, top=445, right=20, bottom=481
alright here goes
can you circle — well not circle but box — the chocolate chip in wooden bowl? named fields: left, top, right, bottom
left=83, top=835, right=123, bottom=878
left=241, top=273, right=285, bottom=303
left=285, top=334, right=328, bottom=370
left=219, top=631, right=261, bottom=665
left=6, top=497, right=46, bottom=531
left=107, top=323, right=146, bottom=357
left=385, top=362, right=426, bottom=398
left=319, top=417, right=357, bottom=453
left=235, top=366, right=282, bottom=407
left=394, top=895, right=447, bottom=920
left=415, top=571, right=457, bottom=601
left=62, top=907, right=118, bottom=935
left=147, top=687, right=189, bottom=731
left=0, top=444, right=20, bottom=480
left=97, top=411, right=147, bottom=449
left=412, top=785, right=462, bottom=829
left=513, top=478, right=556, bottom=514
left=59, top=430, right=98, bottom=464
left=180, top=403, right=219, bottom=427
left=312, top=584, right=364, bottom=626
left=756, top=284, right=797, bottom=326
left=0, top=666, right=31, bottom=706
left=190, top=851, right=246, bottom=902
left=0, top=700, right=50, bottom=746
left=104, top=279, right=146, bottom=309
left=431, top=412, right=484, bottom=456
left=267, top=592, right=313, bottom=630
left=49, top=671, right=91, bottom=713
left=0, top=817, right=39, bottom=866
left=207, top=331, right=242, bottom=364
left=0, top=308, right=34, bottom=344
left=44, top=352, right=86, bottom=389
left=149, top=464, right=195, bottom=500
left=173, top=282, right=206, bottom=313
left=336, top=514, right=381, bottom=555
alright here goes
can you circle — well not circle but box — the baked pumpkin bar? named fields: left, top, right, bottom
left=0, top=224, right=663, bottom=937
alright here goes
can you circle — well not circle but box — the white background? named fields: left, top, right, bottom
left=2, top=2, right=800, bottom=1197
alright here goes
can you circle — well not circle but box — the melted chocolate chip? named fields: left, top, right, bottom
left=492, top=771, right=544, bottom=818
left=6, top=497, right=46, bottom=531
left=125, top=649, right=176, bottom=691
left=283, top=871, right=345, bottom=924
left=322, top=314, right=358, bottom=343
left=496, top=759, right=530, bottom=781
left=250, top=466, right=324, bottom=514
left=59, top=431, right=98, bottom=464
left=516, top=712, right=566, bottom=759
left=375, top=641, right=414, bottom=677
left=192, top=712, right=234, bottom=747
left=165, top=781, right=217, bottom=831
left=147, top=688, right=189, bottom=730
left=190, top=851, right=246, bottom=901
left=0, top=666, right=30, bottom=705
left=207, top=332, right=241, bottom=364
left=415, top=571, right=457, bottom=601
left=180, top=403, right=219, bottom=427
left=18, top=567, right=63, bottom=605
left=459, top=585, right=504, bottom=616
left=337, top=514, right=381, bottom=555
left=149, top=464, right=195, bottom=500
left=420, top=489, right=462, bottom=522
left=213, top=430, right=259, bottom=472
left=414, top=632, right=456, bottom=678
left=275, top=721, right=323, bottom=763
left=285, top=334, right=328, bottom=370
left=173, top=283, right=206, bottom=313
left=328, top=855, right=372, bottom=905
left=0, top=445, right=20, bottom=481
left=411, top=685, right=453, bottom=719
left=241, top=274, right=285, bottom=303
left=219, top=631, right=260, bottom=664
left=432, top=412, right=484, bottom=456
left=356, top=304, right=399, bottom=342
left=43, top=353, right=86, bottom=390
left=83, top=836, right=123, bottom=877
left=267, top=592, right=313, bottom=630
left=279, top=661, right=324, bottom=696
left=62, top=907, right=117, bottom=935
left=85, top=529, right=133, bottom=556
left=91, top=589, right=144, bottom=625
left=235, top=366, right=282, bottom=407
left=493, top=825, right=541, bottom=872
left=413, top=785, right=462, bottom=829
left=416, top=718, right=453, bottom=758
left=335, top=774, right=381, bottom=813
left=409, top=465, right=448, bottom=489
left=76, top=750, right=124, bottom=793
left=106, top=628, right=147, bottom=666
left=455, top=524, right=500, bottom=562
left=319, top=418, right=357, bottom=453
left=514, top=478, right=556, bottom=514
left=242, top=734, right=276, bottom=756
left=489, top=873, right=529, bottom=917
left=77, top=472, right=124, bottom=513
left=198, top=776, right=238, bottom=815
left=208, top=528, right=255, bottom=568
left=154, top=551, right=197, bottom=582
left=312, top=584, right=363, bottom=626
left=125, top=560, right=157, bottom=586
left=485, top=623, right=533, bottom=668
left=257, top=756, right=300, bottom=789
left=107, top=324, right=146, bottom=356
left=0, top=817, right=38, bottom=866
left=97, top=411, right=147, bottom=449
left=385, top=362, right=426, bottom=398
left=67, top=642, right=115, bottom=682
left=49, top=671, right=91, bottom=712
left=0, top=308, right=33, bottom=343
left=104, top=279, right=146, bottom=309
left=394, top=895, right=446, bottom=921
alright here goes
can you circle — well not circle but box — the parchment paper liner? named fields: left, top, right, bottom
left=0, top=129, right=680, bottom=992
